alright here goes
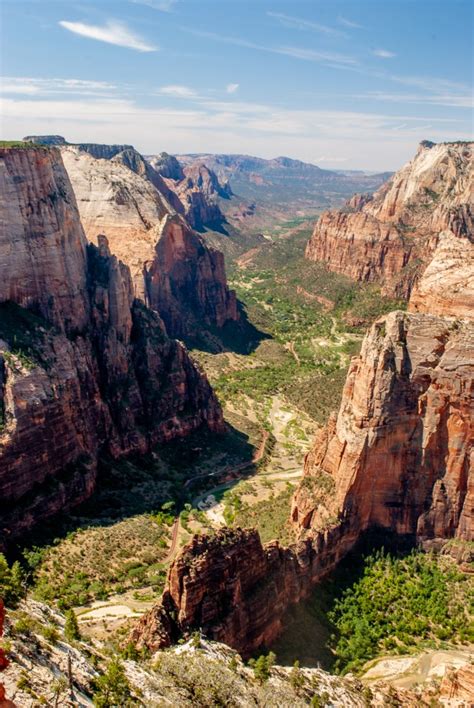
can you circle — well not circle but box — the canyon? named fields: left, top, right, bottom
left=0, top=145, right=223, bottom=541
left=131, top=140, right=473, bottom=658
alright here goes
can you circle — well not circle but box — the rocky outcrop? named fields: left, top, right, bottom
left=439, top=663, right=474, bottom=704
left=130, top=525, right=356, bottom=657
left=147, top=152, right=184, bottom=181
left=305, top=141, right=474, bottom=298
left=292, top=311, right=474, bottom=543
left=0, top=146, right=223, bottom=541
left=60, top=145, right=238, bottom=338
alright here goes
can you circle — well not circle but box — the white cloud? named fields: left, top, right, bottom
left=373, top=49, right=396, bottom=59
left=130, top=0, right=177, bottom=10
left=59, top=20, right=157, bottom=52
left=159, top=85, right=197, bottom=98
left=226, top=83, right=239, bottom=94
left=2, top=94, right=470, bottom=171
left=338, top=15, right=363, bottom=29
left=277, top=46, right=357, bottom=66
left=181, top=28, right=358, bottom=67
left=0, top=77, right=116, bottom=96
left=357, top=90, right=473, bottom=109
left=267, top=11, right=346, bottom=37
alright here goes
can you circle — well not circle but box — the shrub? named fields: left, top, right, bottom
left=248, top=651, right=276, bottom=684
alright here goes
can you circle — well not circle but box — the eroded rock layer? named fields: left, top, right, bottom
left=305, top=141, right=474, bottom=298
left=0, top=146, right=223, bottom=540
left=60, top=145, right=238, bottom=338
left=130, top=525, right=356, bottom=657
left=293, top=310, right=474, bottom=542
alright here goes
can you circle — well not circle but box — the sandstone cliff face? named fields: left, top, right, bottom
left=61, top=146, right=238, bottom=338
left=130, top=525, right=355, bottom=657
left=292, top=311, right=473, bottom=542
left=305, top=141, right=474, bottom=298
left=0, top=146, right=89, bottom=332
left=409, top=229, right=474, bottom=319
left=0, top=146, right=223, bottom=540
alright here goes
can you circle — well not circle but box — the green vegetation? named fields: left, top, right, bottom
left=0, top=140, right=37, bottom=149
left=92, top=657, right=134, bottom=707
left=329, top=550, right=473, bottom=674
left=0, top=302, right=54, bottom=371
left=29, top=515, right=170, bottom=608
left=248, top=651, right=276, bottom=683
left=0, top=553, right=26, bottom=607
left=64, top=609, right=81, bottom=641
left=231, top=484, right=296, bottom=544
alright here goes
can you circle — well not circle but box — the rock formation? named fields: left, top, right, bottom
left=60, top=145, right=238, bottom=338
left=305, top=140, right=473, bottom=298
left=165, top=162, right=231, bottom=231
left=0, top=145, right=223, bottom=541
left=130, top=525, right=355, bottom=657
left=292, top=310, right=473, bottom=542
left=409, top=229, right=474, bottom=319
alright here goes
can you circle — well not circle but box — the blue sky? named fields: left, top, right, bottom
left=1, top=0, right=472, bottom=170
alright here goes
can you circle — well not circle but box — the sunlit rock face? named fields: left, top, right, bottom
left=61, top=145, right=238, bottom=339
left=306, top=140, right=474, bottom=298
left=293, top=311, right=474, bottom=543
left=0, top=146, right=224, bottom=541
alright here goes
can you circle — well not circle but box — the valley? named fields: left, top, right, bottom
left=0, top=138, right=472, bottom=707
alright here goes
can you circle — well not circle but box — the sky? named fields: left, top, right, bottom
left=0, top=0, right=472, bottom=170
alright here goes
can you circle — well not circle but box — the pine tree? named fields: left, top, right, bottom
left=92, top=658, right=133, bottom=707
left=64, top=609, right=81, bottom=641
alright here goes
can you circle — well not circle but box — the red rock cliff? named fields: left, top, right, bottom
left=0, top=146, right=223, bottom=541
left=293, top=310, right=473, bottom=542
left=130, top=525, right=355, bottom=657
left=305, top=141, right=473, bottom=298
left=60, top=146, right=238, bottom=339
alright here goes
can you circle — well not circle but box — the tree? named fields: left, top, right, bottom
left=64, top=609, right=81, bottom=641
left=92, top=658, right=133, bottom=708
left=0, top=554, right=25, bottom=607
left=249, top=651, right=276, bottom=684
left=290, top=659, right=304, bottom=693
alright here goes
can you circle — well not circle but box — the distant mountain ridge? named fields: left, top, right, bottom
left=174, top=152, right=392, bottom=207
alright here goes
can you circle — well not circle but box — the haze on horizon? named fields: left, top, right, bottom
left=0, top=0, right=472, bottom=171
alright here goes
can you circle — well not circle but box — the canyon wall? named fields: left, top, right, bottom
left=0, top=146, right=223, bottom=540
left=60, top=145, right=238, bottom=339
left=305, top=141, right=473, bottom=298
